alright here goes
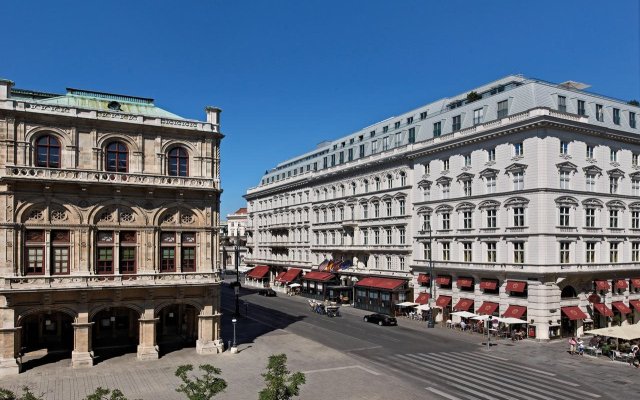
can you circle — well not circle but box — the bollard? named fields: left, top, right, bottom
left=228, top=340, right=232, bottom=351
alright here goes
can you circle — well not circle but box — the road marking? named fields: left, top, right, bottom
left=345, top=345, right=383, bottom=352
left=476, top=352, right=509, bottom=361
left=425, top=387, right=464, bottom=400
left=303, top=365, right=380, bottom=376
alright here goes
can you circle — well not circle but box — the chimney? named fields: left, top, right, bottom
left=0, top=79, right=14, bottom=100
left=205, top=106, right=222, bottom=125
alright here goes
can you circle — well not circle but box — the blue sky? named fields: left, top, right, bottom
left=1, top=0, right=638, bottom=218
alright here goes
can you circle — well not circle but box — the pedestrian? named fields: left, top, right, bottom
left=577, top=338, right=585, bottom=356
left=569, top=337, right=577, bottom=355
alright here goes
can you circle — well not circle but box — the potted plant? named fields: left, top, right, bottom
left=466, top=91, right=482, bottom=103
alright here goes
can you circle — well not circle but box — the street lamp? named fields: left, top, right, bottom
left=427, top=224, right=435, bottom=329
left=234, top=230, right=241, bottom=318
left=231, top=317, right=238, bottom=353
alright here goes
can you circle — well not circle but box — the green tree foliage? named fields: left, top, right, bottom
left=628, top=100, right=639, bottom=106
left=0, top=386, right=43, bottom=400
left=466, top=91, right=482, bottom=103
left=175, top=364, right=227, bottom=400
left=84, top=387, right=131, bottom=400
left=258, top=354, right=306, bottom=400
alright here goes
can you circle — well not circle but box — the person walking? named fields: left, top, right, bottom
left=577, top=338, right=585, bottom=356
left=569, top=337, right=577, bottom=355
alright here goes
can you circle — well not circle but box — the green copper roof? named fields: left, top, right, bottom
left=11, top=87, right=184, bottom=119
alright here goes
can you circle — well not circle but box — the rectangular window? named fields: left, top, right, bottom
left=586, top=242, right=596, bottom=263
left=52, top=247, right=69, bottom=275
left=386, top=256, right=392, bottom=270
left=560, top=242, right=570, bottom=264
left=559, top=206, right=570, bottom=226
left=497, top=100, right=508, bottom=118
left=399, top=257, right=405, bottom=270
left=330, top=154, right=336, bottom=166
left=633, top=243, right=640, bottom=262
left=420, top=111, right=428, bottom=120
left=634, top=154, right=639, bottom=167
left=514, top=142, right=523, bottom=156
left=161, top=232, right=176, bottom=272
left=25, top=231, right=45, bottom=275
left=513, top=207, right=525, bottom=227
left=119, top=247, right=136, bottom=274
left=463, top=242, right=472, bottom=262
left=348, top=148, right=353, bottom=161
left=97, top=248, right=114, bottom=274
left=399, top=199, right=406, bottom=215
left=513, top=242, right=525, bottom=264
left=442, top=183, right=450, bottom=199
left=558, top=95, right=566, bottom=112
left=610, top=149, right=618, bottom=162
left=586, top=173, right=596, bottom=192
left=363, top=229, right=368, bottom=245
left=362, top=204, right=368, bottom=219
left=613, top=108, right=620, bottom=125
left=407, top=116, right=413, bottom=125
left=394, top=121, right=401, bottom=129
left=339, top=151, right=344, bottom=164
left=586, top=145, right=594, bottom=159
left=399, top=228, right=405, bottom=244
left=488, top=148, right=496, bottom=162
left=359, top=144, right=365, bottom=158
left=383, top=125, right=388, bottom=133
left=408, top=127, right=415, bottom=144
left=487, top=242, right=497, bottom=262
left=577, top=100, right=586, bottom=116
left=464, top=154, right=472, bottom=167
left=585, top=208, right=595, bottom=227
left=385, top=200, right=392, bottom=217
left=374, top=203, right=380, bottom=218
left=442, top=213, right=450, bottom=230
left=487, top=209, right=497, bottom=228
left=452, top=115, right=461, bottom=132
left=370, top=130, right=375, bottom=137
left=421, top=214, right=431, bottom=231
left=395, top=132, right=402, bottom=147
left=610, top=177, right=619, bottom=194
left=443, top=158, right=450, bottom=171
left=560, top=171, right=570, bottom=189
left=372, top=140, right=378, bottom=154
left=486, top=176, right=496, bottom=194
left=473, top=108, right=484, bottom=125
left=513, top=172, right=524, bottom=190
left=423, top=242, right=431, bottom=260
left=596, top=104, right=604, bottom=122
left=609, top=209, right=619, bottom=228
left=633, top=179, right=640, bottom=196
left=633, top=210, right=640, bottom=229
left=463, top=211, right=472, bottom=229
left=374, top=229, right=380, bottom=245
left=560, top=141, right=568, bottom=155
left=631, top=112, right=637, bottom=129
left=382, top=136, right=389, bottom=151
left=463, top=180, right=472, bottom=196
left=610, top=242, right=619, bottom=262
left=433, top=121, right=442, bottom=137
left=442, top=242, right=450, bottom=261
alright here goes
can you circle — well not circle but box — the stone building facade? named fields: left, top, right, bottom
left=245, top=75, right=640, bottom=340
left=0, top=79, right=224, bottom=376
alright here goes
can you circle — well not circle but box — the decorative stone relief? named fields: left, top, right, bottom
left=28, top=209, right=44, bottom=221
left=181, top=213, right=195, bottom=224
left=120, top=212, right=134, bottom=223
left=51, top=209, right=67, bottom=222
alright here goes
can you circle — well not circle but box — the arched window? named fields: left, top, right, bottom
left=36, top=135, right=60, bottom=168
left=561, top=286, right=577, bottom=299
left=168, top=147, right=189, bottom=176
left=105, top=142, right=128, bottom=172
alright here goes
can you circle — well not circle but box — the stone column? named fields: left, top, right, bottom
left=0, top=327, right=21, bottom=377
left=196, top=303, right=223, bottom=354
left=137, top=309, right=158, bottom=360
left=71, top=322, right=94, bottom=368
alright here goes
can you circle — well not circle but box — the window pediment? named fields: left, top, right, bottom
left=478, top=200, right=500, bottom=209
left=606, top=200, right=626, bottom=210
left=417, top=179, right=432, bottom=188
left=436, top=176, right=452, bottom=185
left=629, top=202, right=640, bottom=210
left=435, top=204, right=453, bottom=213
left=504, top=197, right=529, bottom=208
left=505, top=163, right=527, bottom=173
left=556, top=161, right=578, bottom=172
left=455, top=202, right=476, bottom=211
left=582, top=198, right=604, bottom=208
left=479, top=168, right=499, bottom=177
left=456, top=172, right=474, bottom=181
left=555, top=196, right=579, bottom=206
left=582, top=165, right=602, bottom=175
left=630, top=171, right=640, bottom=179
left=607, top=168, right=625, bottom=178
left=416, top=206, right=433, bottom=215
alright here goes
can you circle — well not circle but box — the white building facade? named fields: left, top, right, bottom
left=245, top=75, right=640, bottom=340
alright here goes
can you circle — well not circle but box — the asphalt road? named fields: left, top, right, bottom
left=221, top=283, right=629, bottom=399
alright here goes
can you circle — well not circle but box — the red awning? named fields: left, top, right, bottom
left=279, top=268, right=302, bottom=283
left=594, top=280, right=610, bottom=290
left=614, top=280, right=628, bottom=289
left=435, top=276, right=451, bottom=285
left=593, top=303, right=614, bottom=317
left=477, top=302, right=499, bottom=315
left=436, top=295, right=452, bottom=308
left=453, top=298, right=474, bottom=311
left=479, top=279, right=498, bottom=290
left=457, top=277, right=474, bottom=288
left=247, top=265, right=270, bottom=279
left=415, top=292, right=430, bottom=305
left=505, top=280, right=527, bottom=292
left=274, top=271, right=286, bottom=282
left=631, top=278, right=640, bottom=289
left=630, top=299, right=640, bottom=311
left=417, top=274, right=430, bottom=284
left=503, top=305, right=527, bottom=319
left=302, top=271, right=335, bottom=282
left=612, top=301, right=632, bottom=314
left=561, top=306, right=588, bottom=320
left=355, top=277, right=406, bottom=291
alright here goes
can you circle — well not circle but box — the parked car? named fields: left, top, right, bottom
left=363, top=313, right=397, bottom=326
left=258, top=288, right=277, bottom=297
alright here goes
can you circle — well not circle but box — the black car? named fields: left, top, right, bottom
left=258, top=288, right=277, bottom=297
left=363, top=313, right=397, bottom=326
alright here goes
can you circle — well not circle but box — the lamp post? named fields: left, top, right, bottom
left=427, top=225, right=435, bottom=328
left=231, top=317, right=238, bottom=353
left=234, top=230, right=241, bottom=318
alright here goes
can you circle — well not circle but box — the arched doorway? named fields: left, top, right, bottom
left=92, top=307, right=139, bottom=354
left=156, top=304, right=198, bottom=355
left=20, top=311, right=74, bottom=371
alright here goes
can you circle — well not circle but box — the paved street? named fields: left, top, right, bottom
left=0, top=281, right=637, bottom=399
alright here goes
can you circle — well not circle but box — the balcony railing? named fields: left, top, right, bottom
left=2, top=166, right=218, bottom=191
left=1, top=271, right=221, bottom=291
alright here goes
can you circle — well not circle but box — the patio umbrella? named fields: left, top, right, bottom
left=396, top=302, right=419, bottom=307
left=471, top=315, right=504, bottom=322
left=585, top=324, right=640, bottom=341
left=415, top=304, right=431, bottom=311
left=288, top=283, right=301, bottom=288
left=451, top=311, right=478, bottom=319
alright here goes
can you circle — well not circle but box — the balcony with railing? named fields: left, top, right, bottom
left=1, top=271, right=221, bottom=292
left=1, top=166, right=219, bottom=191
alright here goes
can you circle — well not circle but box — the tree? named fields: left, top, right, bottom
left=175, top=364, right=227, bottom=400
left=258, top=354, right=306, bottom=400
left=628, top=100, right=639, bottom=106
left=466, top=91, right=482, bottom=103
left=0, top=386, right=43, bottom=400
left=85, top=387, right=131, bottom=400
